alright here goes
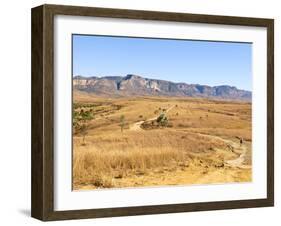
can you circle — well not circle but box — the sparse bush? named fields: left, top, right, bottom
left=119, top=115, right=129, bottom=132
left=73, top=102, right=99, bottom=109
left=91, top=174, right=114, bottom=188
left=156, top=112, right=168, bottom=127
left=79, top=124, right=87, bottom=145
left=73, top=108, right=94, bottom=144
left=120, top=115, right=125, bottom=132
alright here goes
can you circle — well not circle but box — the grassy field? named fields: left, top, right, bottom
left=73, top=91, right=252, bottom=190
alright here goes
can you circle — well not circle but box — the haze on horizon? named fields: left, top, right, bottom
left=73, top=34, right=252, bottom=91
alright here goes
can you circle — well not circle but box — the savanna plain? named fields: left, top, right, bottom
left=73, top=92, right=252, bottom=190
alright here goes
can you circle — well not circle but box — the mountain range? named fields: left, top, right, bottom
left=73, top=74, right=251, bottom=101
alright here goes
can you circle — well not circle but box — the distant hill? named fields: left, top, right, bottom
left=73, top=74, right=251, bottom=101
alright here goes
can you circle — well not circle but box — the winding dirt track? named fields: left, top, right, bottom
left=130, top=105, right=175, bottom=131
left=130, top=105, right=250, bottom=169
left=192, top=133, right=251, bottom=169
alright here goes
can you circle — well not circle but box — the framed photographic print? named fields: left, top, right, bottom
left=31, top=4, right=274, bottom=221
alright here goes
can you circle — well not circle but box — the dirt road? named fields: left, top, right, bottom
left=195, top=132, right=251, bottom=169
left=130, top=106, right=250, bottom=169
left=130, top=105, right=175, bottom=131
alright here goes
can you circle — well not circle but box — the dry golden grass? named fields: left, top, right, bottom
left=73, top=130, right=234, bottom=188
left=73, top=93, right=252, bottom=190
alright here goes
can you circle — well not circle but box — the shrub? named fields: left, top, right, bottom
left=156, top=113, right=168, bottom=127
left=73, top=108, right=94, bottom=144
left=119, top=115, right=126, bottom=132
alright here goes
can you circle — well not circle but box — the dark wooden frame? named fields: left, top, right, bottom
left=31, top=4, right=274, bottom=221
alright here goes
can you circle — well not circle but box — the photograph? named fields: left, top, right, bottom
left=30, top=3, right=274, bottom=221
left=72, top=35, right=252, bottom=190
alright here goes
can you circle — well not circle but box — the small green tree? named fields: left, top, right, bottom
left=80, top=109, right=94, bottom=122
left=119, top=115, right=125, bottom=132
left=73, top=108, right=94, bottom=145
left=156, top=112, right=168, bottom=127
left=73, top=110, right=81, bottom=132
left=80, top=124, right=87, bottom=144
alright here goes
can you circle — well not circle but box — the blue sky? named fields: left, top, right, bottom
left=72, top=35, right=252, bottom=91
